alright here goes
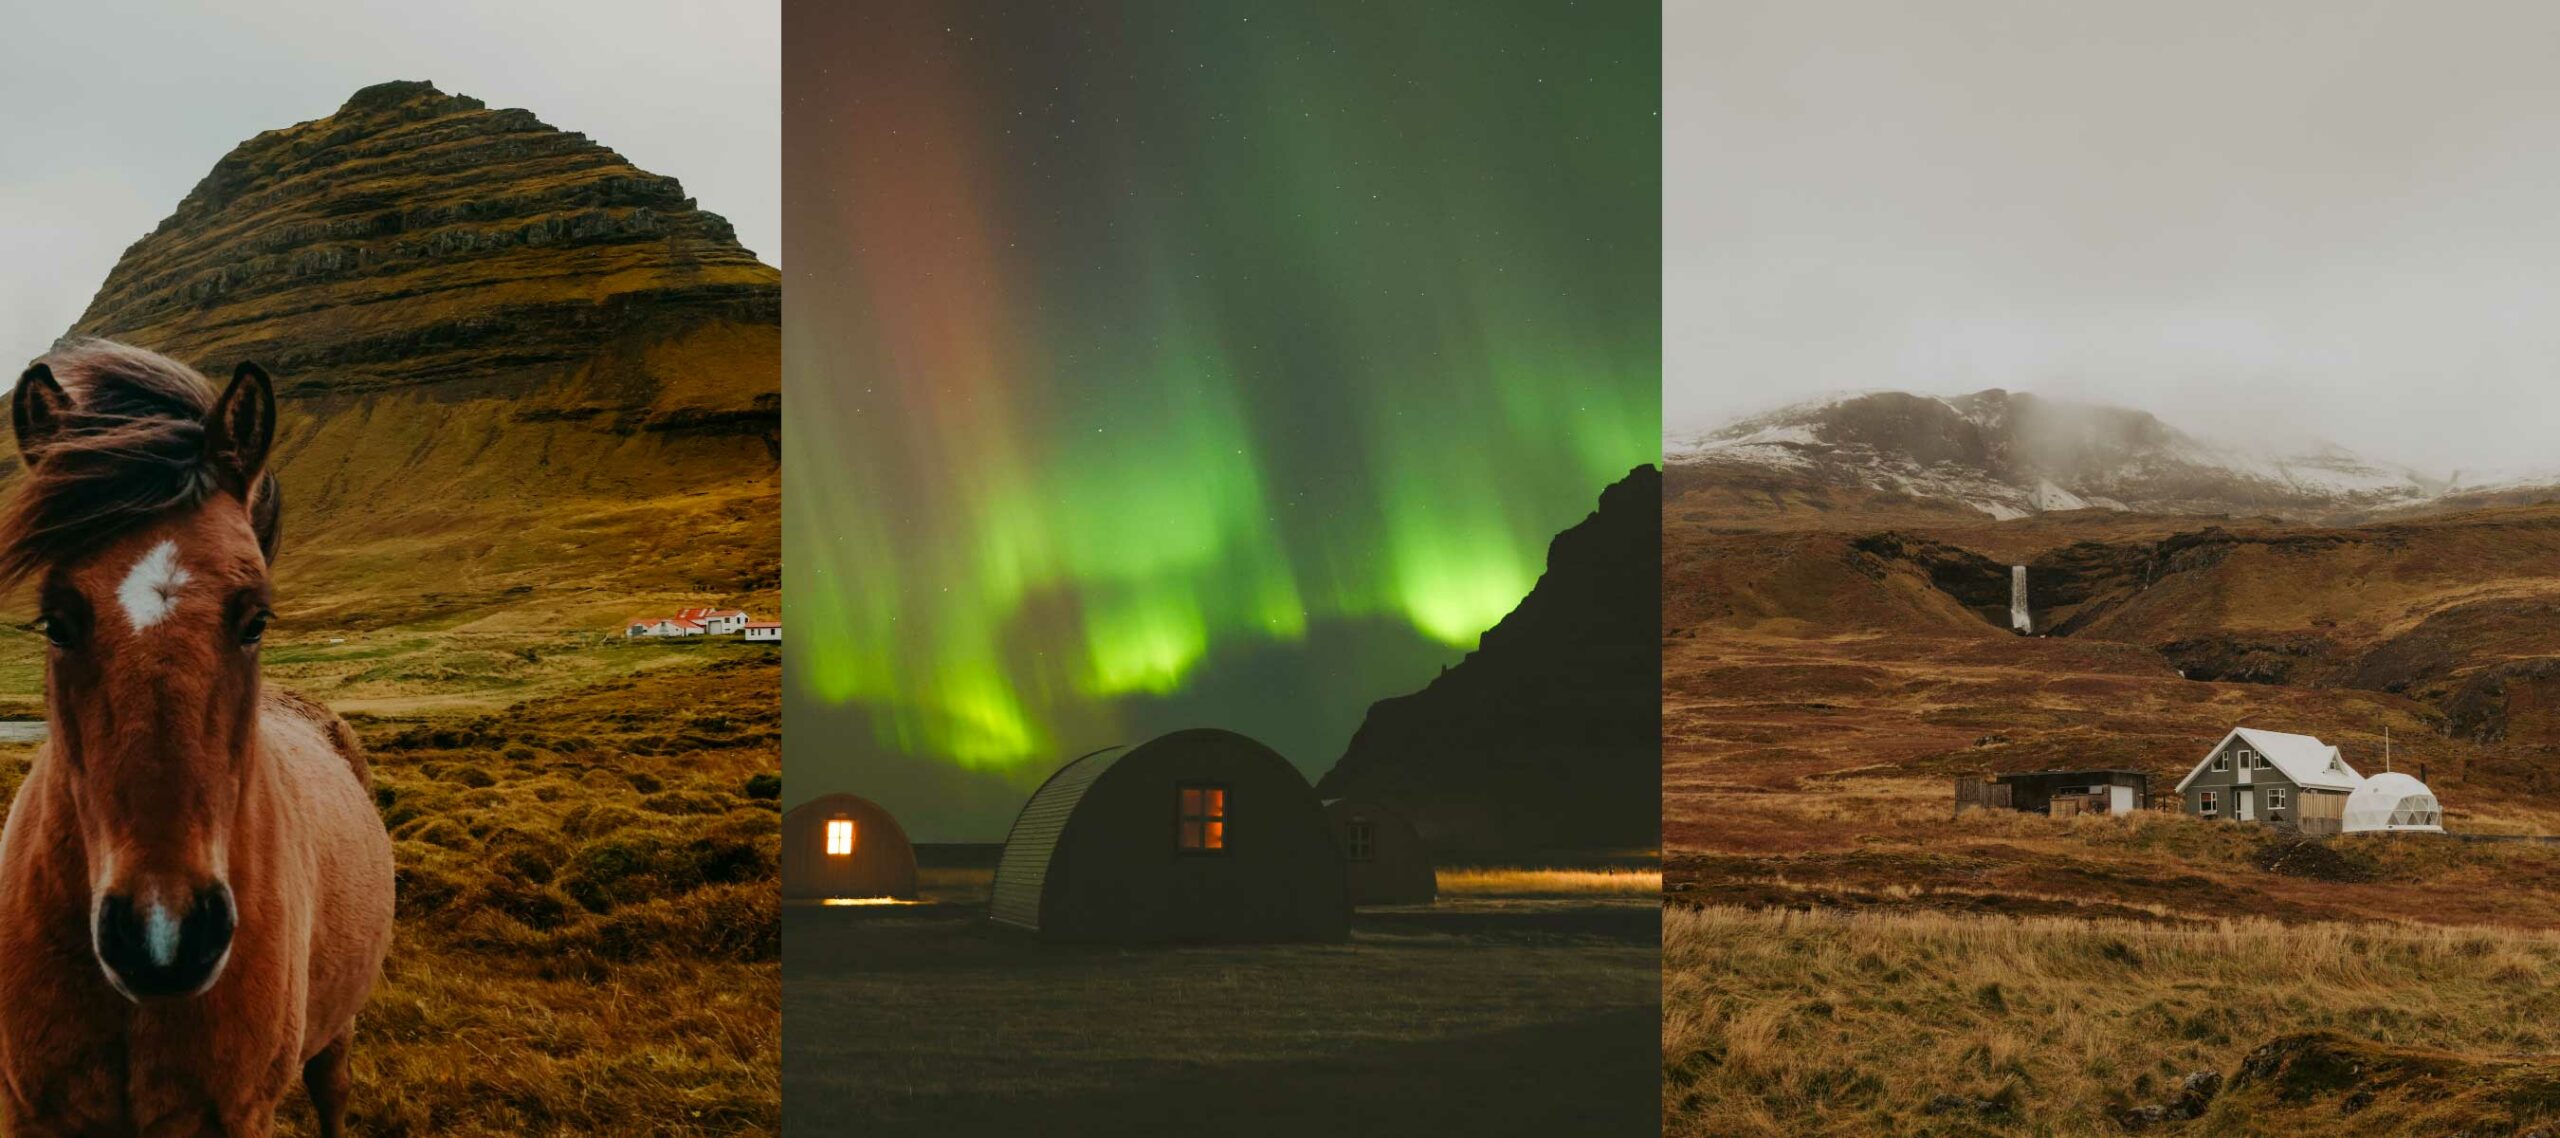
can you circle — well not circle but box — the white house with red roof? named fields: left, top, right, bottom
left=626, top=616, right=709, bottom=638
left=676, top=607, right=750, bottom=635
left=624, top=607, right=772, bottom=639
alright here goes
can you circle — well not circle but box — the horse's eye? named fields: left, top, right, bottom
left=241, top=612, right=270, bottom=646
left=38, top=617, right=72, bottom=650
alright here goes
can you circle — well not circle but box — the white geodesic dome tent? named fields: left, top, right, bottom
left=2341, top=772, right=2443, bottom=833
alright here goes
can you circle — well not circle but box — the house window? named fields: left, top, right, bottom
left=2199, top=790, right=2218, bottom=817
left=2212, top=752, right=2229, bottom=772
left=824, top=817, right=854, bottom=857
left=1346, top=819, right=1375, bottom=862
left=2266, top=788, right=2286, bottom=817
left=1178, top=785, right=1227, bottom=851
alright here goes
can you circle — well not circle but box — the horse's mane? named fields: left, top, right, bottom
left=0, top=340, right=280, bottom=587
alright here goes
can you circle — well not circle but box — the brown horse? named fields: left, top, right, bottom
left=0, top=342, right=394, bottom=1136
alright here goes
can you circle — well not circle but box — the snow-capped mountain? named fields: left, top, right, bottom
left=1669, top=390, right=2465, bottom=521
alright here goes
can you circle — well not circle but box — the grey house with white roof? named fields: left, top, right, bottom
left=2175, top=727, right=2361, bottom=835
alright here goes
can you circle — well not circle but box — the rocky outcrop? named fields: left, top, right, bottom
left=2445, top=657, right=2560, bottom=748
left=1315, top=467, right=1660, bottom=859
left=43, top=81, right=780, bottom=626
left=2114, top=1070, right=2221, bottom=1131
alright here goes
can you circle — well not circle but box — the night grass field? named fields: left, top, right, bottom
left=784, top=859, right=1659, bottom=1137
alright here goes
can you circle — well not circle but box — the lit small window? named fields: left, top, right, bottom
left=2199, top=790, right=2218, bottom=816
left=825, top=817, right=854, bottom=857
left=1346, top=819, right=1375, bottom=862
left=1178, top=785, right=1226, bottom=851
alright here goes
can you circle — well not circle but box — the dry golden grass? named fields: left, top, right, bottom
left=312, top=650, right=781, bottom=1135
left=1437, top=867, right=1662, bottom=896
left=1663, top=905, right=2560, bottom=1137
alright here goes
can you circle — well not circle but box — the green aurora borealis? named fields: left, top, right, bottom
left=785, top=0, right=1658, bottom=837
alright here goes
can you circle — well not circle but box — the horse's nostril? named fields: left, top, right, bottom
left=93, top=886, right=235, bottom=999
left=187, top=885, right=236, bottom=964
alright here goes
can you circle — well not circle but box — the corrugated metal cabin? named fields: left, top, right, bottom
left=780, top=792, right=918, bottom=900
left=990, top=729, right=1348, bottom=943
left=1323, top=798, right=1436, bottom=905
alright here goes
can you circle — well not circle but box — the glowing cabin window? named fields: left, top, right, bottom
left=1346, top=819, right=1375, bottom=862
left=825, top=818, right=855, bottom=857
left=1178, top=785, right=1227, bottom=852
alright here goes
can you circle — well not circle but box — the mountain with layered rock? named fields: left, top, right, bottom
left=41, top=80, right=778, bottom=629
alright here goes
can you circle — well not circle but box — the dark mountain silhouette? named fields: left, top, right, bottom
left=1316, top=465, right=1660, bottom=859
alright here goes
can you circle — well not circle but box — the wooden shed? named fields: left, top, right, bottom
left=1958, top=770, right=2150, bottom=817
left=781, top=792, right=918, bottom=900
left=1324, top=798, right=1436, bottom=905
left=991, top=729, right=1349, bottom=943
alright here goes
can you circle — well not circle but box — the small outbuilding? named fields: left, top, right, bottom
left=1959, top=769, right=2151, bottom=817
left=782, top=792, right=918, bottom=901
left=991, top=729, right=1349, bottom=943
left=2342, top=771, right=2445, bottom=834
left=1324, top=798, right=1436, bottom=905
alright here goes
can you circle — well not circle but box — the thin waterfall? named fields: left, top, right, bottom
left=2010, top=565, right=2032, bottom=634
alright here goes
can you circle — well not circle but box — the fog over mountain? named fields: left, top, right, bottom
left=1668, top=0, right=2560, bottom=478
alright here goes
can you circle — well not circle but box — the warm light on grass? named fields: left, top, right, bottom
left=1437, top=867, right=1661, bottom=896
left=821, top=897, right=925, bottom=907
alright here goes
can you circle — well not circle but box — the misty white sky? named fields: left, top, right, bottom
left=1668, top=0, right=2560, bottom=477
left=0, top=0, right=777, bottom=366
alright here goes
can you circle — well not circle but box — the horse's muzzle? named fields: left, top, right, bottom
left=94, top=885, right=235, bottom=1000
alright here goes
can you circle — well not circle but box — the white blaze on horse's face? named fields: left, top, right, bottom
left=115, top=540, right=192, bottom=632
left=47, top=508, right=269, bottom=1003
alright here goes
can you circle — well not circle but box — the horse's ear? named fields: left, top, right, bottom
left=11, top=363, right=70, bottom=463
left=204, top=362, right=276, bottom=500
left=249, top=471, right=284, bottom=564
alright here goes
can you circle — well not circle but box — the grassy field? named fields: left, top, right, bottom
left=320, top=640, right=780, bottom=1135
left=1665, top=905, right=2560, bottom=1137
left=1662, top=493, right=2560, bottom=1135
left=0, top=633, right=782, bottom=1136
left=787, top=864, right=1659, bottom=1137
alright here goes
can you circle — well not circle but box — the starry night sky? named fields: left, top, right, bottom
left=784, top=0, right=1658, bottom=840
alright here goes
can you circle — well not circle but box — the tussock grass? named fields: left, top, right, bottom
left=1663, top=905, right=2560, bottom=1137
left=289, top=653, right=777, bottom=1135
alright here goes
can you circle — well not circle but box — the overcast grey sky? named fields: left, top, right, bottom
left=1669, top=0, right=2560, bottom=476
left=0, top=0, right=777, bottom=365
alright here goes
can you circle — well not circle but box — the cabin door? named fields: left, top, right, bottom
left=2109, top=785, right=2135, bottom=814
left=2235, top=788, right=2255, bottom=821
